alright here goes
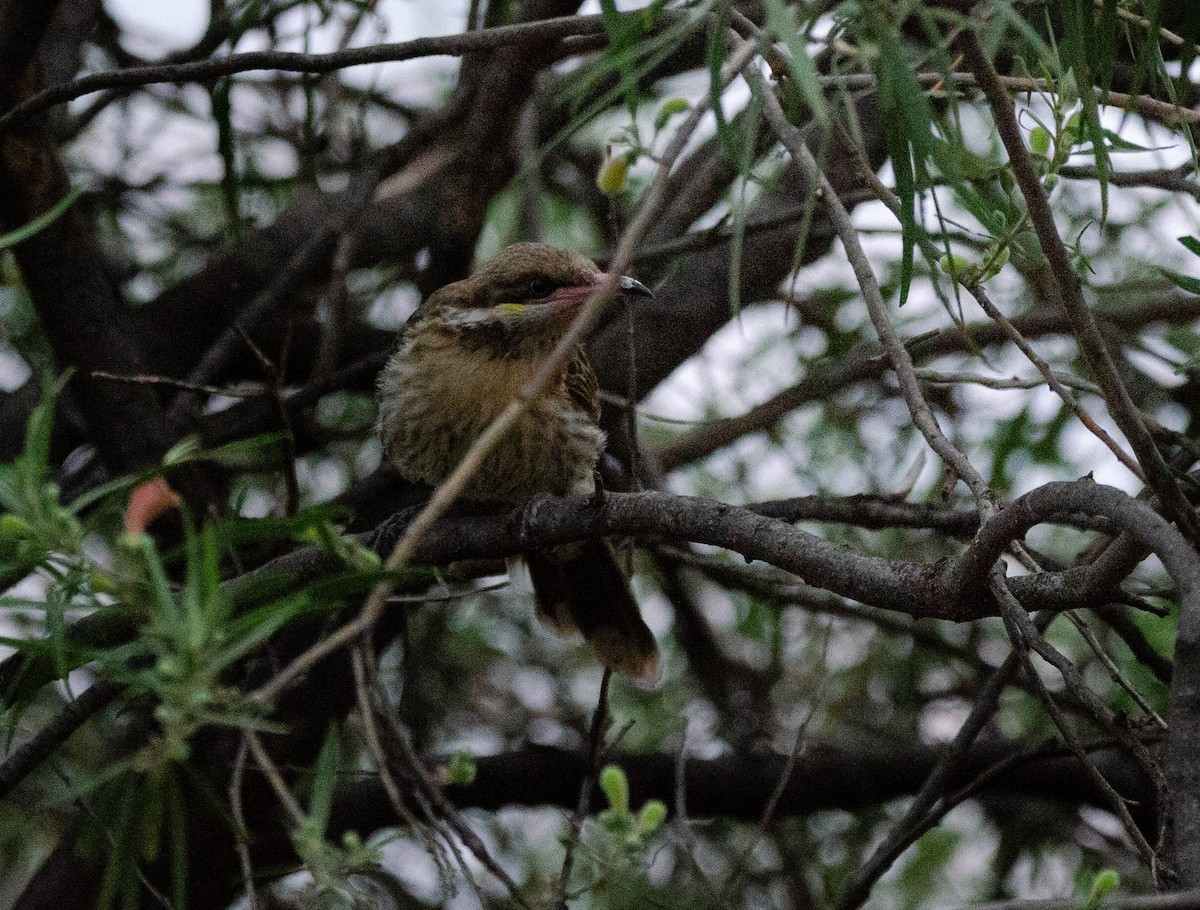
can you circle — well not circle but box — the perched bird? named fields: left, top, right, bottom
left=377, top=242, right=660, bottom=681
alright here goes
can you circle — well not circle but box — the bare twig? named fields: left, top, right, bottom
left=90, top=371, right=267, bottom=399
left=963, top=890, right=1200, bottom=910
left=246, top=732, right=306, bottom=825
left=995, top=574, right=1160, bottom=875
left=229, top=737, right=259, bottom=910
left=0, top=12, right=685, bottom=136
left=557, top=668, right=613, bottom=910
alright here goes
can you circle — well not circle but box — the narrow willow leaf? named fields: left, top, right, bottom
left=1132, top=0, right=1164, bottom=95
left=599, top=0, right=639, bottom=115
left=548, top=12, right=703, bottom=164
left=210, top=79, right=242, bottom=242
left=727, top=84, right=763, bottom=316
left=1094, top=0, right=1118, bottom=98
left=764, top=0, right=829, bottom=127
left=0, top=188, right=83, bottom=251
left=1159, top=266, right=1200, bottom=295
left=309, top=724, right=341, bottom=835
left=706, top=5, right=737, bottom=161
left=1061, top=1, right=1110, bottom=220
left=1178, top=235, right=1200, bottom=257
left=1094, top=130, right=1160, bottom=154
left=874, top=21, right=931, bottom=306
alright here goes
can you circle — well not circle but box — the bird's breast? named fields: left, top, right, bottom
left=378, top=331, right=605, bottom=501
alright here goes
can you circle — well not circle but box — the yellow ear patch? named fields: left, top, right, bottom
left=499, top=303, right=527, bottom=313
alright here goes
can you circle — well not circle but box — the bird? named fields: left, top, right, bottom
left=377, top=242, right=660, bottom=681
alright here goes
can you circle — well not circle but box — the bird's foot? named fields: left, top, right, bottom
left=513, top=492, right=555, bottom=550
left=367, top=505, right=422, bottom=555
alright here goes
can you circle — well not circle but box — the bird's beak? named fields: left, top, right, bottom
left=615, top=275, right=653, bottom=298
left=549, top=274, right=655, bottom=308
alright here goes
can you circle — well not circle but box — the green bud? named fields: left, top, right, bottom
left=1029, top=126, right=1051, bottom=156
left=654, top=98, right=690, bottom=131
left=0, top=514, right=30, bottom=545
left=600, top=764, right=629, bottom=814
left=1087, top=869, right=1120, bottom=907
left=938, top=254, right=969, bottom=277
left=638, top=800, right=667, bottom=834
left=1059, top=70, right=1079, bottom=107
left=597, top=152, right=631, bottom=196
left=447, top=750, right=476, bottom=786
left=88, top=567, right=115, bottom=593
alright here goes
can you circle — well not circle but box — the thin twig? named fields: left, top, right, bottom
left=752, top=45, right=995, bottom=512
left=841, top=121, right=1146, bottom=481
left=0, top=13, right=685, bottom=137
left=994, top=574, right=1160, bottom=875
left=246, top=732, right=306, bottom=825
left=229, top=736, right=259, bottom=910
left=558, top=667, right=613, bottom=910
left=959, top=31, right=1199, bottom=543
left=90, top=371, right=267, bottom=399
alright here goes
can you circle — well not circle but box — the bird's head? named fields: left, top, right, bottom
left=411, top=242, right=652, bottom=356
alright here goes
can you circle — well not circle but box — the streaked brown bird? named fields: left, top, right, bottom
left=377, top=242, right=660, bottom=681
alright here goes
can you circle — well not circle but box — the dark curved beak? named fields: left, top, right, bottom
left=618, top=275, right=653, bottom=298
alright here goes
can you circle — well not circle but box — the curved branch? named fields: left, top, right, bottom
left=0, top=480, right=1174, bottom=704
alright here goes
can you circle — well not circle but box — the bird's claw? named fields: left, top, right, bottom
left=590, top=469, right=607, bottom=511
left=513, top=492, right=554, bottom=549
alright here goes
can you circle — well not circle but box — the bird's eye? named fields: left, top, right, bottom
left=529, top=278, right=554, bottom=299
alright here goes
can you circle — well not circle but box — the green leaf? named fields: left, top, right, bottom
left=1091, top=129, right=1161, bottom=154
left=1159, top=267, right=1200, bottom=295
left=1062, top=1, right=1110, bottom=220
left=653, top=97, right=689, bottom=131
left=1082, top=868, right=1120, bottom=910
left=871, top=10, right=946, bottom=306
left=1030, top=126, right=1051, bottom=156
left=308, top=724, right=341, bottom=836
left=599, top=0, right=640, bottom=116
left=1093, top=0, right=1118, bottom=99
left=0, top=188, right=83, bottom=250
left=727, top=81, right=763, bottom=316
left=210, top=79, right=243, bottom=242
left=1178, top=235, right=1200, bottom=257
left=706, top=6, right=736, bottom=160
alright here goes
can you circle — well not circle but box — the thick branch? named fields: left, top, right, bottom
left=322, top=741, right=1153, bottom=827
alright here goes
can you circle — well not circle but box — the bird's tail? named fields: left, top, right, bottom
left=527, top=540, right=660, bottom=683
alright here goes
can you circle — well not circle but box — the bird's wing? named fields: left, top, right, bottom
left=564, top=347, right=601, bottom=422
